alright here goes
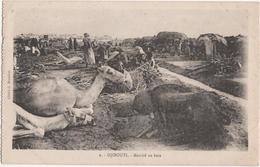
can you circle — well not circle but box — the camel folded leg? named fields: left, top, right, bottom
left=66, top=105, right=94, bottom=116
left=13, top=128, right=45, bottom=139
left=15, top=103, right=71, bottom=132
left=65, top=107, right=95, bottom=126
left=14, top=103, right=95, bottom=138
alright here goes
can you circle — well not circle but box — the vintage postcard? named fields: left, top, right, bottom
left=1, top=0, right=259, bottom=165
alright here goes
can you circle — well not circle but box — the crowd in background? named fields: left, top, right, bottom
left=14, top=33, right=155, bottom=72
left=14, top=31, right=246, bottom=75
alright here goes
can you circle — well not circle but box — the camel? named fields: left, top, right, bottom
left=133, top=84, right=232, bottom=147
left=135, top=46, right=146, bottom=55
left=14, top=65, right=133, bottom=138
left=135, top=46, right=155, bottom=68
left=56, top=51, right=83, bottom=65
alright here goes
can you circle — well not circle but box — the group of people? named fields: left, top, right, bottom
left=15, top=36, right=42, bottom=57
left=14, top=33, right=155, bottom=72
left=82, top=33, right=125, bottom=69
left=82, top=33, right=118, bottom=68
left=68, top=38, right=78, bottom=51
left=159, top=39, right=199, bottom=59
left=82, top=33, right=155, bottom=72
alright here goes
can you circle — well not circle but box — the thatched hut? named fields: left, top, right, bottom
left=154, top=32, right=188, bottom=53
left=197, top=33, right=227, bottom=61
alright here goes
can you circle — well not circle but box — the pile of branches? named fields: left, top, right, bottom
left=130, top=63, right=161, bottom=92
left=103, top=62, right=162, bottom=94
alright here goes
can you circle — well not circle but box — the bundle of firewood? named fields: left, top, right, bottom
left=103, top=62, right=161, bottom=94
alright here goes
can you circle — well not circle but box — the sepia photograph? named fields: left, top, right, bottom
left=1, top=1, right=259, bottom=165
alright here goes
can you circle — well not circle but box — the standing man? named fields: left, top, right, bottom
left=146, top=47, right=155, bottom=67
left=73, top=38, right=78, bottom=51
left=189, top=40, right=195, bottom=60
left=31, top=37, right=41, bottom=56
left=175, top=39, right=181, bottom=56
left=83, top=33, right=96, bottom=68
left=68, top=38, right=73, bottom=51
left=96, top=43, right=107, bottom=65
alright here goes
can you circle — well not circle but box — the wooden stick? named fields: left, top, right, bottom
left=136, top=125, right=153, bottom=138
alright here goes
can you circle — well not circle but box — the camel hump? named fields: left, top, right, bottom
left=28, top=78, right=59, bottom=95
left=133, top=84, right=193, bottom=115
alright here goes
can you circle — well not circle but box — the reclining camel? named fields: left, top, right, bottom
left=55, top=51, right=83, bottom=65
left=14, top=65, right=133, bottom=138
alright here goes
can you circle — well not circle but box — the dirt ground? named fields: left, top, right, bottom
left=13, top=65, right=247, bottom=150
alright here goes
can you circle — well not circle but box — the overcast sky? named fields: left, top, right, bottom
left=13, top=2, right=248, bottom=39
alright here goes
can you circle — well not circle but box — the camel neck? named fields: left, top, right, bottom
left=75, top=74, right=106, bottom=107
left=57, top=52, right=70, bottom=64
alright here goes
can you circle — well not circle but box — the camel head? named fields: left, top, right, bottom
left=135, top=46, right=145, bottom=54
left=97, top=65, right=133, bottom=90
